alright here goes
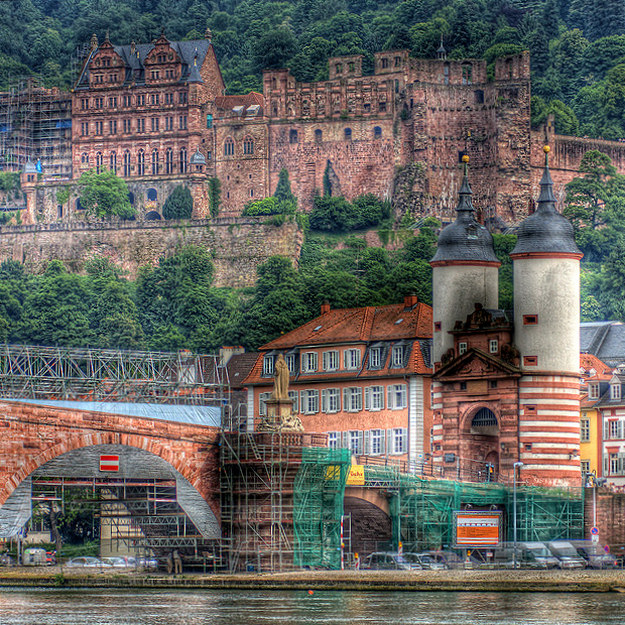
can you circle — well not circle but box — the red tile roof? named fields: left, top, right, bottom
left=261, top=301, right=432, bottom=350
left=580, top=353, right=613, bottom=381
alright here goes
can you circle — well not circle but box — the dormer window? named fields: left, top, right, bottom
left=262, top=355, right=274, bottom=376
left=322, top=350, right=339, bottom=372
left=611, top=383, right=621, bottom=401
left=588, top=383, right=599, bottom=400
left=302, top=352, right=318, bottom=373
left=369, top=347, right=381, bottom=369
left=285, top=353, right=296, bottom=373
left=344, top=348, right=361, bottom=370
left=458, top=342, right=468, bottom=355
left=489, top=339, right=498, bottom=354
left=392, top=345, right=404, bottom=367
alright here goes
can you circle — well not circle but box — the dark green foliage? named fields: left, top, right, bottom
left=274, top=169, right=297, bottom=204
left=309, top=194, right=390, bottom=231
left=242, top=197, right=297, bottom=216
left=162, top=185, right=193, bottom=220
left=77, top=169, right=135, bottom=220
left=208, top=178, right=221, bottom=218
left=531, top=96, right=580, bottom=135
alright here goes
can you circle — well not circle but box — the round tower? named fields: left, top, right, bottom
left=430, top=157, right=500, bottom=366
left=510, top=146, right=583, bottom=486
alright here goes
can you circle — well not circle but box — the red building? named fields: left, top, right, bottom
left=243, top=296, right=433, bottom=467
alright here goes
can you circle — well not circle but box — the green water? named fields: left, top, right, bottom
left=0, top=589, right=623, bottom=624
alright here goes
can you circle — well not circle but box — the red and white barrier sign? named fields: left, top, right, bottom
left=100, top=455, right=120, bottom=472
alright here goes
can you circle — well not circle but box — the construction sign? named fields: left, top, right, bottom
left=346, top=465, right=365, bottom=486
left=453, top=510, right=502, bottom=547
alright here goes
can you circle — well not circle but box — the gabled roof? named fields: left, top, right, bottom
left=434, top=347, right=521, bottom=380
left=226, top=352, right=259, bottom=389
left=261, top=301, right=432, bottom=350
left=580, top=353, right=612, bottom=381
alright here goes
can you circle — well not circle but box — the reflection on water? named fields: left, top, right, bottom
left=0, top=589, right=623, bottom=625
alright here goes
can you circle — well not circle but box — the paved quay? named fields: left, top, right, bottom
left=0, top=568, right=624, bottom=592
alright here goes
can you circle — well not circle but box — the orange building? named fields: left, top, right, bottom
left=243, top=296, right=432, bottom=467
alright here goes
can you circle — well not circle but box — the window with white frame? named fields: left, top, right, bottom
left=458, top=342, right=468, bottom=355
left=322, top=350, right=339, bottom=371
left=580, top=460, right=590, bottom=476
left=580, top=418, right=590, bottom=442
left=391, top=345, right=404, bottom=367
left=321, top=388, right=341, bottom=413
left=364, top=385, right=384, bottom=411
left=300, top=389, right=320, bottom=414
left=285, top=353, right=296, bottom=373
left=288, top=390, right=299, bottom=413
left=610, top=453, right=620, bottom=475
left=347, top=430, right=363, bottom=455
left=328, top=431, right=339, bottom=450
left=343, top=387, right=363, bottom=412
left=611, top=383, right=621, bottom=400
left=387, top=384, right=407, bottom=410
left=369, top=429, right=385, bottom=455
left=262, top=355, right=274, bottom=376
left=389, top=428, right=407, bottom=454
left=369, top=347, right=382, bottom=369
left=344, top=348, right=361, bottom=370
left=258, top=392, right=271, bottom=416
left=302, top=352, right=318, bottom=373
left=489, top=339, right=498, bottom=353
left=588, top=383, right=599, bottom=400
left=609, top=420, right=623, bottom=440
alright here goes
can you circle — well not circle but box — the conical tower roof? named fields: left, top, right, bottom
left=431, top=157, right=499, bottom=264
left=511, top=146, right=581, bottom=256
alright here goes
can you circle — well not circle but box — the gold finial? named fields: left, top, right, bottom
left=543, top=144, right=550, bottom=166
left=462, top=154, right=470, bottom=163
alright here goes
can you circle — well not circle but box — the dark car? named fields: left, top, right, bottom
left=403, top=552, right=448, bottom=570
left=570, top=540, right=618, bottom=569
left=362, top=552, right=421, bottom=571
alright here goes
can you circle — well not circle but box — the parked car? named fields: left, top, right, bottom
left=23, top=548, right=48, bottom=566
left=423, top=550, right=465, bottom=569
left=66, top=556, right=110, bottom=568
left=362, top=552, right=421, bottom=570
left=101, top=556, right=129, bottom=568
left=490, top=542, right=559, bottom=569
left=546, top=541, right=587, bottom=569
left=569, top=540, right=618, bottom=569
left=403, top=552, right=447, bottom=570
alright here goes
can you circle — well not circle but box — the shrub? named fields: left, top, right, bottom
left=163, top=185, right=193, bottom=219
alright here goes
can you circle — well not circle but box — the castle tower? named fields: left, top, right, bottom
left=430, top=157, right=501, bottom=366
left=510, top=146, right=583, bottom=486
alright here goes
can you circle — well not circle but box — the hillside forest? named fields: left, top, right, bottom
left=1, top=1, right=625, bottom=352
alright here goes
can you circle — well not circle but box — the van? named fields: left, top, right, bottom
left=516, top=542, right=560, bottom=569
left=546, top=541, right=587, bottom=569
left=22, top=548, right=47, bottom=566
left=569, top=540, right=618, bottom=569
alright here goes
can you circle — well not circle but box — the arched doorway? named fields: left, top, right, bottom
left=464, top=407, right=500, bottom=480
left=343, top=495, right=391, bottom=557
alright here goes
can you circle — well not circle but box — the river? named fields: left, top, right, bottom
left=0, top=589, right=624, bottom=625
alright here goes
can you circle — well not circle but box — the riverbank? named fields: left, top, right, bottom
left=0, top=568, right=624, bottom=592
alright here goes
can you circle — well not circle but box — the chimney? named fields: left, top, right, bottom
left=404, top=294, right=419, bottom=309
left=219, top=345, right=245, bottom=366
left=320, top=300, right=331, bottom=315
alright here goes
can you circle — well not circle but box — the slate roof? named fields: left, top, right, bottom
left=430, top=167, right=499, bottom=264
left=75, top=38, right=211, bottom=89
left=511, top=154, right=581, bottom=256
left=226, top=352, right=259, bottom=389
left=581, top=321, right=625, bottom=369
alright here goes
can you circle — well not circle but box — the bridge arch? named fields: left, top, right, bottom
left=344, top=487, right=392, bottom=556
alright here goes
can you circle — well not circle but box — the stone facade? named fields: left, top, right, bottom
left=0, top=217, right=302, bottom=285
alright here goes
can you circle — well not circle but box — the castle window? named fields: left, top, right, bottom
left=81, top=122, right=89, bottom=136
left=243, top=136, right=254, bottom=155
left=272, top=77, right=277, bottom=89
left=151, top=150, right=159, bottom=175
left=462, top=63, right=473, bottom=85
left=364, top=102, right=371, bottom=113
left=151, top=117, right=159, bottom=132
left=147, top=188, right=157, bottom=201
left=95, top=152, right=103, bottom=174
left=489, top=380, right=498, bottom=389
left=123, top=119, right=131, bottom=133
left=395, top=56, right=401, bottom=67
left=109, top=120, right=117, bottom=135
left=458, top=342, right=467, bottom=355
left=166, top=148, right=174, bottom=174
left=289, top=129, right=298, bottom=144
left=348, top=62, right=355, bottom=72
left=58, top=205, right=63, bottom=218
left=374, top=126, right=382, bottom=139
left=137, top=149, right=145, bottom=176
left=523, top=355, right=538, bottom=367
left=460, top=382, right=467, bottom=390
left=109, top=151, right=117, bottom=174
left=335, top=63, right=342, bottom=74
left=179, top=92, right=187, bottom=104
left=95, top=121, right=103, bottom=135
left=108, top=96, right=117, bottom=108
left=489, top=339, right=498, bottom=354
left=344, top=127, right=352, bottom=141
left=250, top=188, right=254, bottom=198
left=315, top=129, right=322, bottom=143
left=75, top=197, right=84, bottom=211
left=137, top=94, right=145, bottom=107
left=379, top=102, right=386, bottom=112
left=381, top=57, right=388, bottom=69
left=123, top=151, right=131, bottom=177
left=128, top=192, right=134, bottom=205
left=137, top=118, right=145, bottom=133
left=224, top=137, right=235, bottom=156
left=81, top=152, right=89, bottom=164
left=475, top=90, right=484, bottom=104
left=179, top=115, right=187, bottom=130
left=179, top=147, right=187, bottom=173
left=523, top=314, right=538, bottom=325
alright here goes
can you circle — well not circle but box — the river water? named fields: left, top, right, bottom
left=0, top=589, right=623, bottom=625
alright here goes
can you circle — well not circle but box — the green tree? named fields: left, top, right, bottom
left=77, top=169, right=135, bottom=220
left=162, top=185, right=193, bottom=220
left=274, top=168, right=297, bottom=204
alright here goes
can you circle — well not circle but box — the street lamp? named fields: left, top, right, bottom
left=513, top=461, right=524, bottom=568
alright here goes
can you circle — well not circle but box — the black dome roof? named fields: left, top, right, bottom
left=431, top=168, right=499, bottom=264
left=511, top=155, right=581, bottom=256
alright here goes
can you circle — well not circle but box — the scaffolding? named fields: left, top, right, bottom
left=0, top=78, right=72, bottom=177
left=219, top=431, right=329, bottom=572
left=0, top=343, right=230, bottom=407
